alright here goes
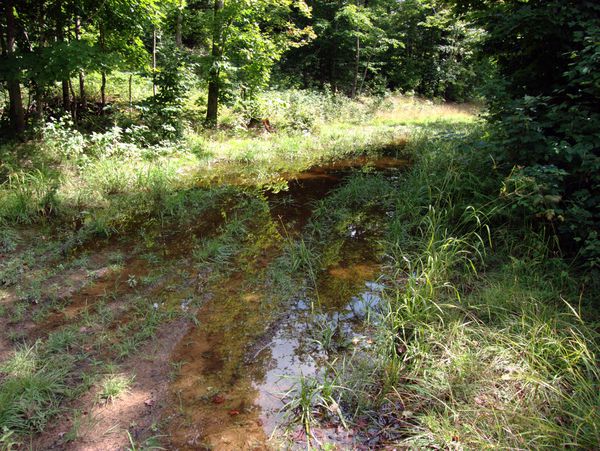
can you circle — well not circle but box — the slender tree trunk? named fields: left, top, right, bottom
left=69, top=79, right=77, bottom=121
left=152, top=27, right=157, bottom=96
left=99, top=24, right=106, bottom=112
left=56, top=13, right=71, bottom=113
left=358, top=54, right=371, bottom=96
left=76, top=17, right=86, bottom=109
left=101, top=72, right=106, bottom=110
left=33, top=4, right=46, bottom=120
left=351, top=36, right=360, bottom=98
left=176, top=0, right=183, bottom=48
left=206, top=0, right=224, bottom=127
left=4, top=0, right=26, bottom=135
left=79, top=71, right=86, bottom=109
left=34, top=87, right=44, bottom=120
left=62, top=80, right=70, bottom=112
left=129, top=74, right=133, bottom=111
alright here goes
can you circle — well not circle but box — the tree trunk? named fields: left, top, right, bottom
left=76, top=17, right=86, bottom=109
left=176, top=0, right=183, bottom=48
left=101, top=72, right=106, bottom=111
left=152, top=27, right=157, bottom=96
left=205, top=0, right=224, bottom=127
left=56, top=12, right=70, bottom=113
left=3, top=0, right=26, bottom=135
left=358, top=54, right=371, bottom=96
left=69, top=79, right=77, bottom=121
left=351, top=36, right=360, bottom=98
left=62, top=80, right=71, bottom=112
left=33, top=3, right=46, bottom=120
left=100, top=24, right=106, bottom=112
left=79, top=71, right=86, bottom=109
left=129, top=73, right=133, bottom=111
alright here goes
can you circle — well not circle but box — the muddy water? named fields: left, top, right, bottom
left=165, top=156, right=406, bottom=449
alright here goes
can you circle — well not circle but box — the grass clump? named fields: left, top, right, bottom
left=0, top=344, right=74, bottom=435
left=98, top=374, right=134, bottom=403
left=282, top=127, right=600, bottom=448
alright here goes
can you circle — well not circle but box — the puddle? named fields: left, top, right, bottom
left=164, top=155, right=405, bottom=449
left=269, top=156, right=408, bottom=233
left=0, top=154, right=408, bottom=450
left=254, top=276, right=385, bottom=437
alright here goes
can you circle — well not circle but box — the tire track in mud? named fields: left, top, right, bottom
left=163, top=156, right=407, bottom=450
left=11, top=155, right=406, bottom=450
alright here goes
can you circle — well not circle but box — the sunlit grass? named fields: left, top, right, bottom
left=371, top=95, right=479, bottom=126
left=1, top=92, right=462, bottom=239
left=277, top=126, right=599, bottom=449
left=97, top=373, right=134, bottom=403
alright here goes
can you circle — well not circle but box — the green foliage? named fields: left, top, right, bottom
left=457, top=0, right=600, bottom=269
left=312, top=128, right=600, bottom=448
left=212, top=0, right=313, bottom=98
left=40, top=117, right=86, bottom=161
left=142, top=38, right=187, bottom=142
left=278, top=0, right=488, bottom=100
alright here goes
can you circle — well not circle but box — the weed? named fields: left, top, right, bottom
left=0, top=343, right=73, bottom=433
left=126, top=430, right=166, bottom=450
left=0, top=427, right=19, bottom=450
left=45, top=328, right=80, bottom=353
left=283, top=372, right=348, bottom=437
left=98, top=374, right=134, bottom=403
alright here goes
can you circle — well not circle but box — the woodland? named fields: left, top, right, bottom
left=0, top=1, right=599, bottom=449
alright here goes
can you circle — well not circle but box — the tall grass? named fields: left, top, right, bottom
left=0, top=343, right=74, bottom=434
left=286, top=126, right=600, bottom=448
left=0, top=92, right=457, bottom=235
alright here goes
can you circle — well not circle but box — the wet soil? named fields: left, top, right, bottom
left=164, top=155, right=406, bottom=449
left=2, top=154, right=407, bottom=450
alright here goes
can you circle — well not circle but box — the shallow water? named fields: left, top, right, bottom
left=164, top=155, right=406, bottom=449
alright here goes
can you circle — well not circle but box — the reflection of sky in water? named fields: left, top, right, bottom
left=252, top=279, right=385, bottom=434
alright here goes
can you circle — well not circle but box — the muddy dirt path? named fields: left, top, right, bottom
left=5, top=155, right=405, bottom=450
left=163, top=157, right=406, bottom=450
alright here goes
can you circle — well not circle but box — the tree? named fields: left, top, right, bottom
left=200, top=0, right=313, bottom=126
left=452, top=0, right=600, bottom=266
left=276, top=0, right=483, bottom=99
left=1, top=0, right=25, bottom=136
left=205, top=0, right=224, bottom=126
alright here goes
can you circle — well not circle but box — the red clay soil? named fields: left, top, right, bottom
left=32, top=317, right=192, bottom=451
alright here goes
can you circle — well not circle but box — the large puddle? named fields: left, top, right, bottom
left=165, top=155, right=407, bottom=449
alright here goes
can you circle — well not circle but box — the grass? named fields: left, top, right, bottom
left=0, top=91, right=455, bottom=241
left=1, top=87, right=596, bottom=449
left=282, top=372, right=347, bottom=437
left=98, top=373, right=134, bottom=403
left=277, top=126, right=600, bottom=448
left=0, top=343, right=73, bottom=434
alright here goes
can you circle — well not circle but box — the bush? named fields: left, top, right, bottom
left=222, top=89, right=388, bottom=132
left=469, top=1, right=600, bottom=270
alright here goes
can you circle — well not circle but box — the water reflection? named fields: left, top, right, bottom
left=165, top=155, right=404, bottom=449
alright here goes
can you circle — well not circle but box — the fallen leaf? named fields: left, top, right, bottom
left=228, top=409, right=240, bottom=416
left=144, top=399, right=155, bottom=407
left=212, top=395, right=225, bottom=404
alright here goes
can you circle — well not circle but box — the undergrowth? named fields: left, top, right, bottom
left=282, top=128, right=600, bottom=448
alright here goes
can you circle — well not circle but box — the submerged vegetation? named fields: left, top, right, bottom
left=1, top=0, right=599, bottom=449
